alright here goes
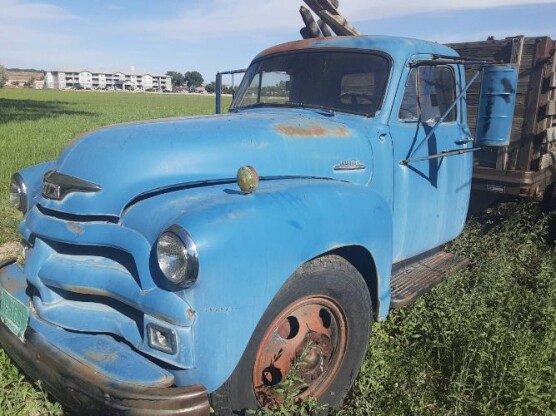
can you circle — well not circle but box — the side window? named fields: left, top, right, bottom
left=399, top=66, right=457, bottom=122
left=239, top=71, right=290, bottom=107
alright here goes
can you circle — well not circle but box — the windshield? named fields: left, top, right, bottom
left=232, top=51, right=390, bottom=117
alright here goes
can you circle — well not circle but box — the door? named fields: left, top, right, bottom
left=389, top=62, right=473, bottom=262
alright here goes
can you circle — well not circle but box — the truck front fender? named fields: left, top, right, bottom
left=150, top=178, right=393, bottom=392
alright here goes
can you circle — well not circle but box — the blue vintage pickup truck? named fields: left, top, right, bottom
left=0, top=35, right=516, bottom=415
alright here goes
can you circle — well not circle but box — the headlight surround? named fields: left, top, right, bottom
left=9, top=174, right=27, bottom=213
left=156, top=225, right=199, bottom=288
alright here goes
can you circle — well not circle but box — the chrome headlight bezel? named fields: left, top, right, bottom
left=9, top=173, right=27, bottom=213
left=156, top=225, right=199, bottom=288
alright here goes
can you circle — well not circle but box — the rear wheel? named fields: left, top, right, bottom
left=210, top=255, right=373, bottom=414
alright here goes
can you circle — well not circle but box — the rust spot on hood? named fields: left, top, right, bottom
left=67, top=222, right=84, bottom=235
left=275, top=123, right=351, bottom=138
left=3, top=278, right=20, bottom=292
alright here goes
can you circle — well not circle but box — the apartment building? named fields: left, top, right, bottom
left=44, top=69, right=172, bottom=92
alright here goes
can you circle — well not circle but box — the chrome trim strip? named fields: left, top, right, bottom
left=42, top=171, right=101, bottom=201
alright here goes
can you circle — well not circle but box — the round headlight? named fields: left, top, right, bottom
left=9, top=174, right=26, bottom=213
left=156, top=226, right=198, bottom=288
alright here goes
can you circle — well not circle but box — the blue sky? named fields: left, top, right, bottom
left=1, top=0, right=555, bottom=84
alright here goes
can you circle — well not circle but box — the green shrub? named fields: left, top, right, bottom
left=340, top=201, right=556, bottom=415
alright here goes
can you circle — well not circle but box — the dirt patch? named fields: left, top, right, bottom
left=0, top=242, right=19, bottom=262
left=6, top=70, right=44, bottom=82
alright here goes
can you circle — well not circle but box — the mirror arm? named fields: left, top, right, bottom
left=401, top=147, right=481, bottom=165
left=405, top=67, right=482, bottom=164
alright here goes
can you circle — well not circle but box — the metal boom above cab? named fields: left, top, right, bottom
left=1, top=3, right=520, bottom=415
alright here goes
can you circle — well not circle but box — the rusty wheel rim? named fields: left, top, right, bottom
left=253, top=296, right=347, bottom=406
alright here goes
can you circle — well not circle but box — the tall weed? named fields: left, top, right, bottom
left=340, top=201, right=556, bottom=415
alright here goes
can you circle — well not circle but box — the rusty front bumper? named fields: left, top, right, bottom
left=0, top=258, right=209, bottom=416
left=0, top=322, right=210, bottom=416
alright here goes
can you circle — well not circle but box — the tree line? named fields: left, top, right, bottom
left=0, top=65, right=6, bottom=88
left=165, top=70, right=239, bottom=95
left=0, top=65, right=37, bottom=88
left=165, top=71, right=204, bottom=91
left=203, top=82, right=238, bottom=95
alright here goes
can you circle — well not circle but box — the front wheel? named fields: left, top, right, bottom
left=210, top=255, right=373, bottom=414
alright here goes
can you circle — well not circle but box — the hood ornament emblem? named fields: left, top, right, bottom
left=333, top=160, right=366, bottom=171
left=43, top=171, right=101, bottom=201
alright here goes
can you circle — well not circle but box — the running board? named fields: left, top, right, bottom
left=390, top=251, right=469, bottom=309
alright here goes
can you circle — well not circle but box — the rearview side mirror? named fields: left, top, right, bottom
left=475, top=65, right=519, bottom=147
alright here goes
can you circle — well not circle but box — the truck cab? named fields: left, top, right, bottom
left=0, top=36, right=516, bottom=415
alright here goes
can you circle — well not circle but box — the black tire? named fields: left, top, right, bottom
left=210, top=254, right=373, bottom=415
left=541, top=183, right=556, bottom=212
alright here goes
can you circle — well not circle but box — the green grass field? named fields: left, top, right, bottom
left=0, top=89, right=231, bottom=247
left=0, top=89, right=555, bottom=415
left=0, top=89, right=231, bottom=414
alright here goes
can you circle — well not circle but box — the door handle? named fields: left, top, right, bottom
left=454, top=137, right=474, bottom=145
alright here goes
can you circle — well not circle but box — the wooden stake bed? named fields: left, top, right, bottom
left=447, top=36, right=556, bottom=198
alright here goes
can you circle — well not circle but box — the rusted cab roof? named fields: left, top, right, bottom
left=255, top=35, right=459, bottom=61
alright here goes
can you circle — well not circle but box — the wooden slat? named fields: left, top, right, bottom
left=317, top=0, right=341, bottom=15
left=547, top=101, right=556, bottom=116
left=302, top=0, right=325, bottom=14
left=317, top=19, right=332, bottom=37
left=299, top=6, right=322, bottom=38
left=300, top=27, right=313, bottom=40
left=550, top=72, right=556, bottom=89
left=302, top=0, right=360, bottom=36
left=546, top=126, right=556, bottom=142
left=318, top=10, right=361, bottom=36
left=519, top=37, right=553, bottom=170
left=511, top=36, right=525, bottom=65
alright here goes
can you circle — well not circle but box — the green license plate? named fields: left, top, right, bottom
left=0, top=289, right=29, bottom=341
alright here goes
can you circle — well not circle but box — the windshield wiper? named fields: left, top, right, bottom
left=232, top=102, right=284, bottom=112
left=233, top=101, right=335, bottom=117
left=287, top=102, right=335, bottom=117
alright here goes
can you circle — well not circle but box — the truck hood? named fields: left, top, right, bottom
left=38, top=110, right=373, bottom=217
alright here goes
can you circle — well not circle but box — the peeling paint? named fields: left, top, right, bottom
left=257, top=38, right=330, bottom=59
left=85, top=350, right=118, bottom=364
left=3, top=278, right=20, bottom=292
left=67, top=222, right=84, bottom=235
left=63, top=285, right=110, bottom=297
left=275, top=123, right=351, bottom=138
